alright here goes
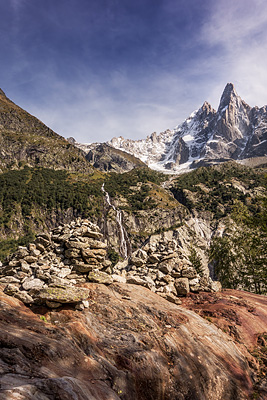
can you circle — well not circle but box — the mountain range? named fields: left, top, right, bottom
left=75, top=83, right=267, bottom=173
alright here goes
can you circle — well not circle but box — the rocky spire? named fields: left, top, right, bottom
left=217, top=82, right=238, bottom=112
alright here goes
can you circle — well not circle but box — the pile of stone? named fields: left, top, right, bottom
left=114, top=234, right=221, bottom=305
left=0, top=218, right=112, bottom=309
left=0, top=218, right=221, bottom=310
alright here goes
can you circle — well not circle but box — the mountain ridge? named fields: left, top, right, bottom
left=0, top=89, right=94, bottom=173
left=103, top=83, right=267, bottom=173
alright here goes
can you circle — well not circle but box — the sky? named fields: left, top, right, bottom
left=1, top=0, right=267, bottom=142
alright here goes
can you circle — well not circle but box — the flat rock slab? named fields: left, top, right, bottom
left=32, top=286, right=90, bottom=303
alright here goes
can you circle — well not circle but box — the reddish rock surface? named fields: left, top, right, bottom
left=0, top=284, right=266, bottom=399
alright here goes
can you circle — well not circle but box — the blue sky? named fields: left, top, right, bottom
left=1, top=0, right=267, bottom=142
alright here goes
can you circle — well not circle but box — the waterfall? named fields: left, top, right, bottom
left=101, top=183, right=130, bottom=259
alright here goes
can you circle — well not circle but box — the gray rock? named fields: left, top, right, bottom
left=32, top=286, right=90, bottom=303
left=0, top=276, right=21, bottom=284
left=211, top=281, right=222, bottom=292
left=74, top=263, right=95, bottom=273
left=130, top=249, right=148, bottom=267
left=182, top=267, right=198, bottom=279
left=4, top=284, right=19, bottom=295
left=24, top=256, right=38, bottom=264
left=22, top=278, right=44, bottom=291
left=14, top=291, right=34, bottom=304
left=174, top=278, right=190, bottom=296
left=88, top=271, right=113, bottom=285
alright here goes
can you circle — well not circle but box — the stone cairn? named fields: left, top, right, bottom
left=0, top=218, right=221, bottom=309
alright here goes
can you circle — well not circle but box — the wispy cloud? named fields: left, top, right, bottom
left=199, top=0, right=267, bottom=107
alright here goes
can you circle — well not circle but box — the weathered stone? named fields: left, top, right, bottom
left=84, top=229, right=103, bottom=239
left=127, top=275, right=147, bottom=286
left=36, top=270, right=51, bottom=281
left=211, top=281, right=222, bottom=292
left=174, top=278, right=190, bottom=296
left=46, top=300, right=62, bottom=308
left=102, top=259, right=112, bottom=268
left=4, top=283, right=19, bottom=295
left=86, top=238, right=107, bottom=249
left=148, top=254, right=160, bottom=263
left=35, top=236, right=50, bottom=248
left=159, top=261, right=173, bottom=274
left=32, top=286, right=90, bottom=303
left=14, top=248, right=29, bottom=259
left=36, top=243, right=46, bottom=253
left=20, top=262, right=32, bottom=273
left=28, top=243, right=36, bottom=252
left=65, top=248, right=81, bottom=259
left=14, top=290, right=34, bottom=304
left=22, top=278, right=44, bottom=291
left=142, top=276, right=155, bottom=290
left=74, top=263, right=95, bottom=273
left=181, top=267, right=198, bottom=279
left=0, top=276, right=20, bottom=284
left=130, top=249, right=148, bottom=267
left=48, top=276, right=72, bottom=287
left=163, top=283, right=177, bottom=296
left=165, top=293, right=182, bottom=305
left=87, top=271, right=113, bottom=285
left=65, top=241, right=88, bottom=250
left=24, top=256, right=38, bottom=264
left=111, top=274, right=127, bottom=284
left=57, top=267, right=72, bottom=278
left=162, top=274, right=173, bottom=284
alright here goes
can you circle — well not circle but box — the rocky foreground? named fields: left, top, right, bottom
left=0, top=218, right=266, bottom=399
left=0, top=283, right=267, bottom=400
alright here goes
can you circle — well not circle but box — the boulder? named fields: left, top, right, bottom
left=127, top=275, right=147, bottom=286
left=130, top=249, right=148, bottom=267
left=181, top=267, right=198, bottom=279
left=32, top=286, right=90, bottom=304
left=87, top=271, right=113, bottom=285
left=74, top=263, right=95, bottom=273
left=211, top=281, right=222, bottom=292
left=174, top=278, right=190, bottom=296
left=14, top=290, right=34, bottom=304
left=22, top=278, right=45, bottom=291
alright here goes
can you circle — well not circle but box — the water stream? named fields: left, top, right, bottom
left=101, top=183, right=130, bottom=259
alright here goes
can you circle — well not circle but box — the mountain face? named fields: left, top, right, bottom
left=68, top=138, right=146, bottom=172
left=0, top=89, right=93, bottom=173
left=108, top=83, right=267, bottom=172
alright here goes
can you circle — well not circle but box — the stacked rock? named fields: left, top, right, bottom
left=0, top=219, right=112, bottom=309
left=113, top=236, right=221, bottom=305
left=0, top=218, right=221, bottom=309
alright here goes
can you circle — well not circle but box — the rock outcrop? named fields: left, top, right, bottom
left=0, top=218, right=221, bottom=309
left=0, top=283, right=262, bottom=400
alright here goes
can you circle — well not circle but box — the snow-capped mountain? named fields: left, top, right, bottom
left=108, top=83, right=267, bottom=172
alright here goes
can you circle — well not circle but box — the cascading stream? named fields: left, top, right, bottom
left=101, top=183, right=129, bottom=259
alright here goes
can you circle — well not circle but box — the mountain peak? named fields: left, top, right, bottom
left=218, top=82, right=238, bottom=112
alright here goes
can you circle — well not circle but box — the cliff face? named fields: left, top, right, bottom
left=1, top=283, right=265, bottom=400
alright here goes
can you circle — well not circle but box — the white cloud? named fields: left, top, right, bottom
left=199, top=0, right=267, bottom=107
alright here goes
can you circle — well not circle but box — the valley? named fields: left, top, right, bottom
left=0, top=86, right=266, bottom=399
